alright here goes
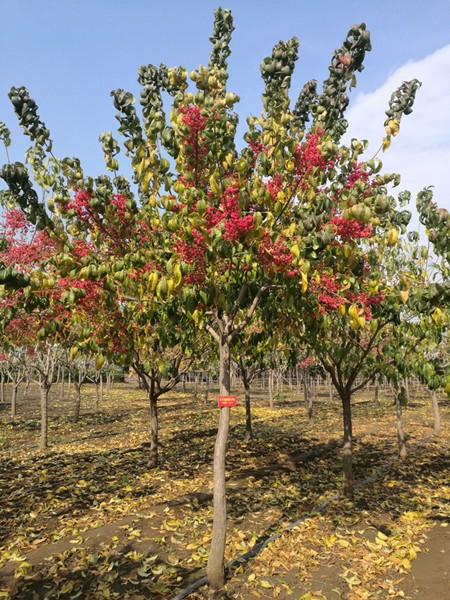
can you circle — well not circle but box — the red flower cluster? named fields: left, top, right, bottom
left=1, top=209, right=31, bottom=241
left=248, top=138, right=267, bottom=167
left=0, top=210, right=56, bottom=269
left=258, top=233, right=295, bottom=276
left=298, top=356, right=315, bottom=368
left=330, top=216, right=373, bottom=241
left=72, top=240, right=94, bottom=259
left=264, top=174, right=284, bottom=203
left=206, top=184, right=254, bottom=242
left=66, top=189, right=92, bottom=222
left=294, top=129, right=333, bottom=189
left=309, top=272, right=345, bottom=312
left=345, top=162, right=372, bottom=190
left=56, top=278, right=103, bottom=312
left=179, top=105, right=208, bottom=176
left=175, top=229, right=206, bottom=284
left=110, top=193, right=128, bottom=223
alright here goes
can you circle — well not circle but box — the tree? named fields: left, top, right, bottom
left=0, top=8, right=425, bottom=590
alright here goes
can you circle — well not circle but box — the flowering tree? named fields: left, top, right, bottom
left=0, top=8, right=425, bottom=590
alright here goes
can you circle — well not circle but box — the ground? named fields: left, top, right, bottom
left=0, top=379, right=449, bottom=599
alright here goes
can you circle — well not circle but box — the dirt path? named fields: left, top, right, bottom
left=400, top=522, right=450, bottom=599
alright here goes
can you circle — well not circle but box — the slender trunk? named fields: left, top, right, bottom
left=403, top=378, right=410, bottom=403
left=432, top=390, right=441, bottom=436
left=341, top=391, right=354, bottom=498
left=328, top=376, right=333, bottom=402
left=303, top=368, right=313, bottom=422
left=67, top=370, right=72, bottom=399
left=244, top=376, right=252, bottom=442
left=73, top=381, right=82, bottom=422
left=95, top=376, right=100, bottom=412
left=60, top=367, right=65, bottom=400
left=207, top=336, right=231, bottom=591
left=40, top=383, right=49, bottom=450
left=149, top=382, right=159, bottom=468
left=194, top=372, right=198, bottom=401
left=0, top=372, right=5, bottom=404
left=100, top=373, right=104, bottom=402
left=268, top=369, right=274, bottom=409
left=374, top=375, right=379, bottom=405
left=11, top=384, right=19, bottom=418
left=395, top=392, right=407, bottom=458
left=204, top=371, right=210, bottom=405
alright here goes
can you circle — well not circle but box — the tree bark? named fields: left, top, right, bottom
left=73, top=376, right=82, bottom=422
left=395, top=392, right=407, bottom=458
left=149, top=382, right=159, bottom=468
left=60, top=368, right=65, bottom=400
left=207, top=336, right=231, bottom=591
left=244, top=376, right=252, bottom=442
left=374, top=374, right=379, bottom=405
left=268, top=369, right=274, bottom=409
left=95, top=376, right=100, bottom=412
left=204, top=371, right=210, bottom=405
left=341, top=392, right=354, bottom=498
left=11, top=384, right=19, bottom=418
left=0, top=372, right=5, bottom=404
left=432, top=390, right=441, bottom=436
left=303, top=368, right=313, bottom=422
left=40, top=383, right=49, bottom=450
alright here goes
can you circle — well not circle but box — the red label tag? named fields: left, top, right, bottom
left=217, top=395, right=237, bottom=407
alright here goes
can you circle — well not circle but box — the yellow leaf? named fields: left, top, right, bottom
left=260, top=580, right=273, bottom=589
left=290, top=243, right=300, bottom=258
left=247, top=573, right=256, bottom=582
left=402, top=558, right=411, bottom=570
left=301, top=271, right=308, bottom=293
left=387, top=228, right=399, bottom=246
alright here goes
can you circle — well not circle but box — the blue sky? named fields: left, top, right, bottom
left=1, top=0, right=450, bottom=220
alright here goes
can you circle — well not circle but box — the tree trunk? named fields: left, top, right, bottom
left=207, top=336, right=231, bottom=591
left=194, top=371, right=198, bottom=401
left=432, top=390, right=441, bottom=436
left=40, top=383, right=49, bottom=450
left=11, top=384, right=19, bottom=418
left=374, top=374, right=379, bottom=405
left=73, top=382, right=82, bottom=422
left=0, top=372, right=5, bottom=404
left=341, top=392, right=354, bottom=498
left=303, top=368, right=313, bottom=422
left=149, top=384, right=159, bottom=468
left=395, top=392, right=407, bottom=458
left=95, top=377, right=100, bottom=412
left=268, top=369, right=274, bottom=409
left=244, top=376, right=252, bottom=442
left=60, top=367, right=65, bottom=400
left=204, top=371, right=210, bottom=405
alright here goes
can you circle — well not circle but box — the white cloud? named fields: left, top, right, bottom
left=345, top=45, right=450, bottom=231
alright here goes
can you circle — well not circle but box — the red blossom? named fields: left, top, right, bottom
left=330, top=216, right=373, bottom=241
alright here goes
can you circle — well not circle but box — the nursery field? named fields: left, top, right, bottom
left=0, top=383, right=449, bottom=599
